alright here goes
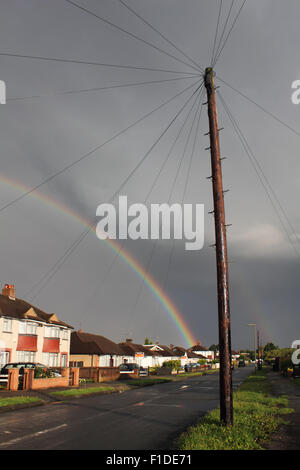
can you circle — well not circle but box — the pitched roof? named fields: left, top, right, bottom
left=71, top=331, right=124, bottom=355
left=144, top=344, right=177, bottom=357
left=0, top=294, right=72, bottom=328
left=119, top=342, right=155, bottom=357
left=187, top=350, right=204, bottom=359
left=171, top=346, right=187, bottom=357
left=188, top=344, right=208, bottom=352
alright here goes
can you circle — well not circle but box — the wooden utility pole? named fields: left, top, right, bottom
left=257, top=329, right=260, bottom=360
left=204, top=67, right=233, bottom=426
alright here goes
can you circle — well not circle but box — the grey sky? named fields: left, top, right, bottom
left=0, top=0, right=299, bottom=349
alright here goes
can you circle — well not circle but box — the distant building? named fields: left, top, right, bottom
left=70, top=331, right=124, bottom=367
left=188, top=341, right=215, bottom=361
left=143, top=343, right=177, bottom=366
left=0, top=284, right=72, bottom=368
left=232, top=350, right=240, bottom=360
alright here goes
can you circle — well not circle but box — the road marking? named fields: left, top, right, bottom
left=179, top=385, right=189, bottom=390
left=140, top=404, right=183, bottom=408
left=0, top=424, right=68, bottom=448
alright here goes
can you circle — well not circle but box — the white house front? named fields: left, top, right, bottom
left=0, top=284, right=72, bottom=368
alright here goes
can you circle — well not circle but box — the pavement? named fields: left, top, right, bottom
left=265, top=371, right=300, bottom=450
left=0, top=367, right=252, bottom=450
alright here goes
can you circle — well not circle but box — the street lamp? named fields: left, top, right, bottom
left=247, top=323, right=257, bottom=365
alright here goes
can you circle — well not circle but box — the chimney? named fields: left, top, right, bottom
left=2, top=284, right=16, bottom=301
left=78, top=329, right=83, bottom=333
left=126, top=338, right=133, bottom=343
left=197, top=340, right=201, bottom=346
left=170, top=344, right=174, bottom=350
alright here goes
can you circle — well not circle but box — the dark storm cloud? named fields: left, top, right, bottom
left=0, top=0, right=299, bottom=349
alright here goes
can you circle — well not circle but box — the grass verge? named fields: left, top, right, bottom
left=176, top=368, right=294, bottom=450
left=0, top=396, right=41, bottom=407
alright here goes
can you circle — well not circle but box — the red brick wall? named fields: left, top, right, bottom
left=98, top=367, right=120, bottom=382
left=79, top=367, right=120, bottom=382
left=23, top=368, right=69, bottom=390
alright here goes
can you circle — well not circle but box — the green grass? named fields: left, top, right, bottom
left=0, top=396, right=41, bottom=407
left=51, top=386, right=116, bottom=398
left=176, top=368, right=294, bottom=450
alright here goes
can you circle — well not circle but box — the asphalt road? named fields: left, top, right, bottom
left=0, top=367, right=253, bottom=450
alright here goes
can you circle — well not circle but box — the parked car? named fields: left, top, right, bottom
left=119, top=363, right=148, bottom=376
left=238, top=359, right=246, bottom=367
left=119, top=363, right=140, bottom=371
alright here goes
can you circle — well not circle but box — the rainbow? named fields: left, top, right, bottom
left=0, top=174, right=197, bottom=347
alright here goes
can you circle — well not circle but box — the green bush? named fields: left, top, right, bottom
left=163, top=360, right=181, bottom=370
left=34, top=367, right=56, bottom=378
left=280, top=356, right=293, bottom=374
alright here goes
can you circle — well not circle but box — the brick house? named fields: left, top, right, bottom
left=188, top=341, right=215, bottom=361
left=70, top=330, right=125, bottom=367
left=0, top=284, right=73, bottom=368
left=118, top=340, right=156, bottom=367
left=170, top=345, right=202, bottom=365
left=143, top=343, right=186, bottom=366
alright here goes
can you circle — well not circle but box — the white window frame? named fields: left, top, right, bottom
left=61, top=354, right=67, bottom=367
left=3, top=318, right=12, bottom=333
left=43, top=352, right=59, bottom=367
left=19, top=321, right=38, bottom=335
left=45, top=326, right=60, bottom=339
left=62, top=329, right=68, bottom=340
left=0, top=351, right=10, bottom=367
left=16, top=351, right=36, bottom=362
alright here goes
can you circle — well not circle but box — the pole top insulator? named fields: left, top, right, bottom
left=204, top=67, right=215, bottom=90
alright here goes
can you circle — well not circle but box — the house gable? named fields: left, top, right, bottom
left=22, top=307, right=38, bottom=319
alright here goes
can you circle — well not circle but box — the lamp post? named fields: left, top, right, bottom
left=247, top=323, right=257, bottom=366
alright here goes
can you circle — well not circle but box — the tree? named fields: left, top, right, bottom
left=144, top=337, right=152, bottom=345
left=209, top=344, right=219, bottom=353
left=263, top=342, right=278, bottom=352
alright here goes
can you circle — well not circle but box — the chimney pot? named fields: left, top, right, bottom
left=2, top=284, right=16, bottom=300
left=126, top=338, right=133, bottom=343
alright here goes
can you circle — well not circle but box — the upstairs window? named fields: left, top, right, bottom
left=62, top=329, right=68, bottom=340
left=19, top=321, right=37, bottom=335
left=45, top=326, right=60, bottom=338
left=3, top=318, right=12, bottom=333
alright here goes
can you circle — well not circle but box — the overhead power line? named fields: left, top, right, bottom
left=212, top=0, right=235, bottom=65
left=27, top=81, right=203, bottom=300
left=213, top=0, right=248, bottom=66
left=63, top=0, right=201, bottom=73
left=126, top=88, right=204, bottom=331
left=218, top=91, right=300, bottom=259
left=0, top=52, right=198, bottom=75
left=117, top=0, right=203, bottom=72
left=8, top=75, right=198, bottom=101
left=157, top=88, right=205, bottom=308
left=216, top=75, right=300, bottom=138
left=0, top=79, right=200, bottom=215
left=84, top=86, right=204, bottom=301
left=211, top=0, right=223, bottom=65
